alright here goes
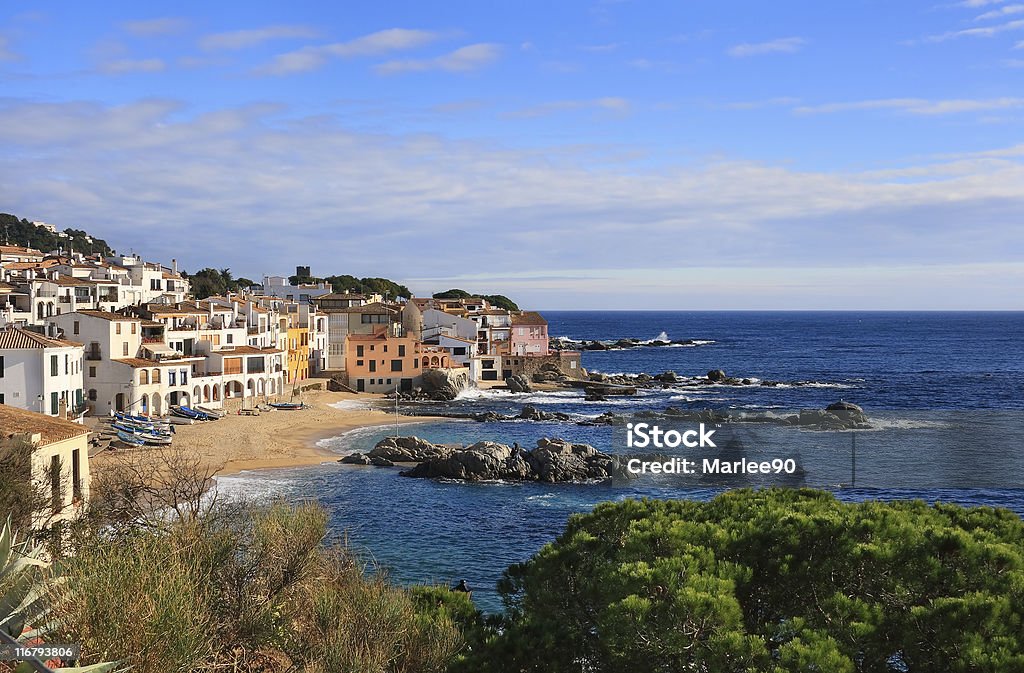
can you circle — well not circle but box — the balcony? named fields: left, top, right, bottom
left=35, top=290, right=57, bottom=298
left=99, top=292, right=118, bottom=302
left=85, top=347, right=102, bottom=361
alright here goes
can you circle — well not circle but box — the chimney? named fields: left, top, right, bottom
left=172, top=259, right=177, bottom=274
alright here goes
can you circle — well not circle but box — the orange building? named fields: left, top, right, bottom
left=345, top=328, right=422, bottom=393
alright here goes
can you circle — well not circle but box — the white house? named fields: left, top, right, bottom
left=0, top=326, right=85, bottom=420
left=0, top=405, right=92, bottom=530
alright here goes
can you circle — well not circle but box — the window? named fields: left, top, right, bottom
left=140, top=370, right=149, bottom=385
left=227, top=334, right=233, bottom=344
left=0, top=356, right=4, bottom=378
left=131, top=322, right=137, bottom=335
left=65, top=354, right=69, bottom=375
left=390, top=360, right=403, bottom=372
left=73, top=321, right=80, bottom=335
left=369, top=360, right=376, bottom=372
left=168, top=370, right=176, bottom=386
left=72, top=449, right=82, bottom=501
left=453, top=347, right=466, bottom=356
left=0, top=394, right=4, bottom=404
left=356, top=360, right=364, bottom=367
left=89, top=366, right=96, bottom=378
left=398, top=344, right=406, bottom=357
left=122, top=342, right=129, bottom=356
left=88, top=389, right=97, bottom=401
left=383, top=345, right=388, bottom=353
left=50, top=456, right=62, bottom=512
left=50, top=391, right=58, bottom=415
left=356, top=345, right=364, bottom=357
left=414, top=358, right=419, bottom=368
left=180, top=369, right=188, bottom=385
left=152, top=369, right=161, bottom=383
left=116, top=323, right=122, bottom=335
left=50, top=355, right=58, bottom=376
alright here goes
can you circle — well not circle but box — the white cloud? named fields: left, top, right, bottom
left=256, top=28, right=443, bottom=75
left=375, top=43, right=500, bottom=74
left=121, top=17, right=189, bottom=37
left=199, top=25, right=320, bottom=51
left=507, top=97, right=631, bottom=118
left=98, top=58, right=167, bottom=74
left=794, top=96, right=1024, bottom=115
left=976, top=3, right=1024, bottom=19
left=0, top=99, right=1021, bottom=309
left=728, top=37, right=805, bottom=57
left=926, top=18, right=1024, bottom=41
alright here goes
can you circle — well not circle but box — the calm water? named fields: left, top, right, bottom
left=217, top=311, right=1024, bottom=612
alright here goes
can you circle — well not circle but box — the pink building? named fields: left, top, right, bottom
left=510, top=311, right=549, bottom=356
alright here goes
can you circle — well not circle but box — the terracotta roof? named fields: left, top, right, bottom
left=2, top=261, right=55, bottom=270
left=0, top=405, right=90, bottom=445
left=0, top=327, right=81, bottom=350
left=54, top=276, right=97, bottom=287
left=0, top=281, right=21, bottom=291
left=332, top=301, right=395, bottom=315
left=112, top=358, right=161, bottom=368
left=0, top=245, right=43, bottom=256
left=512, top=311, right=548, bottom=326
left=317, top=292, right=365, bottom=300
left=76, top=309, right=137, bottom=322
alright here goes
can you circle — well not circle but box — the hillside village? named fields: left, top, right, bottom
left=1, top=241, right=584, bottom=421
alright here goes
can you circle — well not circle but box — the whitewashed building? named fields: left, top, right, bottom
left=0, top=326, right=85, bottom=420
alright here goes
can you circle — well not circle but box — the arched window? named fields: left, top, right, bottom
left=139, top=370, right=149, bottom=385
left=152, top=369, right=161, bottom=383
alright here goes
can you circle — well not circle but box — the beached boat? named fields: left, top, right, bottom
left=194, top=405, right=226, bottom=418
left=116, top=429, right=146, bottom=447
left=166, top=415, right=196, bottom=425
left=170, top=405, right=216, bottom=421
left=268, top=402, right=308, bottom=410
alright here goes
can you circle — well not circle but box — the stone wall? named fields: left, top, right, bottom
left=505, top=352, right=584, bottom=380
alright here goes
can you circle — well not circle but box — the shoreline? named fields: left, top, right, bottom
left=89, top=390, right=451, bottom=478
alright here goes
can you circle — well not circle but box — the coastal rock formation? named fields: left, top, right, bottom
left=551, top=337, right=714, bottom=351
left=419, top=368, right=471, bottom=401
left=532, top=363, right=569, bottom=383
left=506, top=375, right=533, bottom=393
left=370, top=436, right=454, bottom=462
left=605, top=401, right=872, bottom=430
left=400, top=437, right=632, bottom=483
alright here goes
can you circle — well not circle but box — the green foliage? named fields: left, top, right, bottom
left=184, top=267, right=250, bottom=299
left=432, top=289, right=519, bottom=311
left=48, top=500, right=460, bottom=673
left=469, top=489, right=1024, bottom=673
left=0, top=213, right=112, bottom=257
left=0, top=517, right=122, bottom=673
left=287, top=273, right=412, bottom=300
left=0, top=438, right=45, bottom=534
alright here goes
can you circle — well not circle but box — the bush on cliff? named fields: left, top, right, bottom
left=465, top=489, right=1024, bottom=673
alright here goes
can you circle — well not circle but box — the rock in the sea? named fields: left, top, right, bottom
left=420, top=368, right=470, bottom=401
left=506, top=374, right=533, bottom=393
left=369, top=436, right=453, bottom=462
left=370, top=456, right=395, bottom=467
left=825, top=400, right=869, bottom=425
left=655, top=370, right=679, bottom=383
left=400, top=437, right=630, bottom=483
left=339, top=453, right=371, bottom=465
left=519, top=405, right=572, bottom=422
left=707, top=369, right=727, bottom=383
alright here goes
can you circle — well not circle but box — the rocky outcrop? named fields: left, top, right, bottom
left=400, top=437, right=632, bottom=483
left=551, top=337, right=713, bottom=351
left=532, top=363, right=568, bottom=383
left=419, top=368, right=471, bottom=401
left=505, top=374, right=533, bottom=393
left=609, top=401, right=871, bottom=430
left=371, top=436, right=454, bottom=462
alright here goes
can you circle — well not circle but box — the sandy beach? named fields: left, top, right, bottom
left=89, top=390, right=447, bottom=477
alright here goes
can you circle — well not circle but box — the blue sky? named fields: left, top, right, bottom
left=1, top=1, right=1023, bottom=309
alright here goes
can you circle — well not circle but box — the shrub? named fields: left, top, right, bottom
left=470, top=489, right=1024, bottom=673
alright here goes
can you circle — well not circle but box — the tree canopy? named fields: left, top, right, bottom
left=185, top=267, right=252, bottom=299
left=433, top=289, right=520, bottom=311
left=466, top=489, right=1024, bottom=673
left=0, top=212, right=113, bottom=256
left=289, top=272, right=412, bottom=300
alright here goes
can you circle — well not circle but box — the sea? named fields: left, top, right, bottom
left=216, top=311, right=1024, bottom=612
